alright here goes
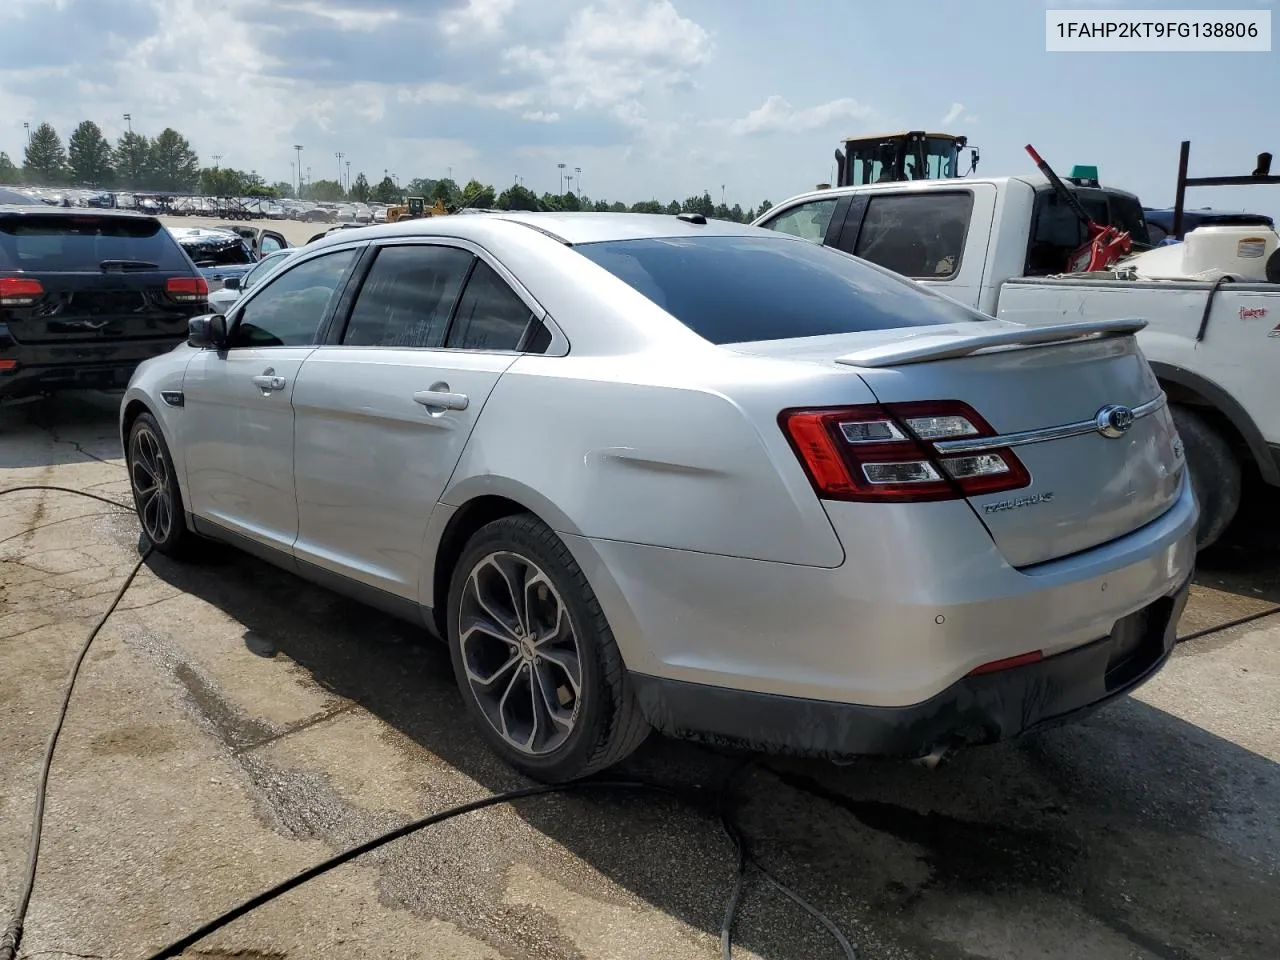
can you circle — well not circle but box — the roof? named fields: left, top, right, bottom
left=0, top=203, right=155, bottom=218
left=842, top=131, right=965, bottom=142
left=303, top=211, right=767, bottom=251
left=0, top=187, right=43, bottom=206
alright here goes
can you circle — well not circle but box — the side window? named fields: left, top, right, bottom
left=342, top=244, right=473, bottom=348
left=260, top=235, right=284, bottom=255
left=446, top=260, right=536, bottom=352
left=229, top=248, right=357, bottom=348
left=761, top=198, right=839, bottom=243
left=852, top=192, right=974, bottom=280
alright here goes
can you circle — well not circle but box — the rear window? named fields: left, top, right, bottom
left=0, top=214, right=190, bottom=272
left=177, top=236, right=254, bottom=267
left=573, top=234, right=987, bottom=345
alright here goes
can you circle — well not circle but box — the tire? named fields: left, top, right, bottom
left=446, top=514, right=650, bottom=782
left=1171, top=404, right=1241, bottom=550
left=126, top=412, right=200, bottom=559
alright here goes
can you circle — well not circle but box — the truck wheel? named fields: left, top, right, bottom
left=1170, top=404, right=1241, bottom=550
left=446, top=514, right=650, bottom=782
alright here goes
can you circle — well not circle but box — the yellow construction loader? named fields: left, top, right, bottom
left=385, top=197, right=449, bottom=222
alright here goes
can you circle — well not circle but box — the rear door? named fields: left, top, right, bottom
left=0, top=211, right=204, bottom=350
left=290, top=241, right=541, bottom=600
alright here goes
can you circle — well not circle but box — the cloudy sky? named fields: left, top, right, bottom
left=0, top=0, right=1276, bottom=217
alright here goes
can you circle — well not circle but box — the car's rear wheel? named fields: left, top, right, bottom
left=446, top=514, right=650, bottom=782
left=1171, top=403, right=1241, bottom=550
left=127, top=412, right=198, bottom=559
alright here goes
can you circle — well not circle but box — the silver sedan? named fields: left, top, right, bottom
left=118, top=212, right=1197, bottom=782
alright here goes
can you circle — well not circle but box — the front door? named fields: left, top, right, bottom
left=291, top=243, right=539, bottom=600
left=181, top=246, right=360, bottom=552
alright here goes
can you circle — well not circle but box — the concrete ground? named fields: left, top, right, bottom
left=1, top=390, right=1277, bottom=960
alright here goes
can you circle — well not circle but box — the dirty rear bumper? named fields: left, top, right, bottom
left=629, top=572, right=1192, bottom=761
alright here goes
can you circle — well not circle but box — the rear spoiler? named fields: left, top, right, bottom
left=833, top=318, right=1147, bottom=368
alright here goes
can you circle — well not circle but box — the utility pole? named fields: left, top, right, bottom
left=557, top=162, right=566, bottom=195
left=293, top=144, right=303, bottom=196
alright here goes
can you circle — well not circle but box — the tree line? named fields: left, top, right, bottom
left=1, top=120, right=775, bottom=223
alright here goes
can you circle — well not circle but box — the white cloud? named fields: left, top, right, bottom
left=440, top=0, right=516, bottom=39
left=726, top=95, right=874, bottom=137
left=502, top=0, right=713, bottom=126
left=942, top=102, right=964, bottom=125
left=521, top=110, right=560, bottom=123
left=291, top=0, right=403, bottom=31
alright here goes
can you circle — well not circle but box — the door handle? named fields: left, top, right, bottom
left=413, top=389, right=469, bottom=412
left=251, top=372, right=286, bottom=393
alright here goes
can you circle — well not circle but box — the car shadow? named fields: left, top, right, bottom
left=141, top=545, right=1280, bottom=960
left=1196, top=472, right=1280, bottom=605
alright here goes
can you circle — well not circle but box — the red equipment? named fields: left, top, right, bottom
left=1025, top=144, right=1132, bottom=273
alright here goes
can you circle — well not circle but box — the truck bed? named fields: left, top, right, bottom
left=994, top=275, right=1280, bottom=450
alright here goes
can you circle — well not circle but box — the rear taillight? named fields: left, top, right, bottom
left=779, top=400, right=1030, bottom=503
left=0, top=277, right=44, bottom=306
left=166, top=276, right=208, bottom=302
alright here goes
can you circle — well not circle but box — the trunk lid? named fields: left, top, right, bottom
left=734, top=320, right=1186, bottom=567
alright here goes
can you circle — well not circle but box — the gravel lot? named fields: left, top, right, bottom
left=1, top=390, right=1277, bottom=960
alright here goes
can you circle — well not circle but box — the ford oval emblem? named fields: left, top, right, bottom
left=1095, top=404, right=1135, bottom=439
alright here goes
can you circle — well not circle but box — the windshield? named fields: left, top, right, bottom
left=0, top=214, right=189, bottom=271
left=574, top=234, right=987, bottom=345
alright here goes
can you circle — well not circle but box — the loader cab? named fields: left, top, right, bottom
left=835, top=132, right=976, bottom=187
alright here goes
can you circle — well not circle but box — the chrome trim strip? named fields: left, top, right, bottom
left=933, top=394, right=1167, bottom=455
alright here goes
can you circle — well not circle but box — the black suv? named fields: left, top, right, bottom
left=0, top=206, right=208, bottom=400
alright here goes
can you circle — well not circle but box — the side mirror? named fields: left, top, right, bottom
left=188, top=314, right=228, bottom=349
left=222, top=276, right=241, bottom=291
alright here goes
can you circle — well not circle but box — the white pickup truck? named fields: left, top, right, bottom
left=753, top=174, right=1280, bottom=549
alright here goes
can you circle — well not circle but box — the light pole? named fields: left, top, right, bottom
left=565, top=175, right=574, bottom=195
left=293, top=144, right=303, bottom=196
left=721, top=184, right=726, bottom=207
left=212, top=154, right=222, bottom=168
left=557, top=162, right=565, bottom=195
left=345, top=160, right=351, bottom=192
left=289, top=162, right=295, bottom=195
left=123, top=113, right=132, bottom=134
left=335, top=151, right=344, bottom=187
left=23, top=122, right=29, bottom=143
left=575, top=166, right=582, bottom=197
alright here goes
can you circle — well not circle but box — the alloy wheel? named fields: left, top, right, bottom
left=129, top=425, right=173, bottom=545
left=457, top=550, right=583, bottom=756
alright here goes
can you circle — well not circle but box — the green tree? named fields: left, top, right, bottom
left=309, top=178, right=345, bottom=202
left=495, top=184, right=540, bottom=211
left=349, top=172, right=371, bottom=202
left=559, top=191, right=581, bottom=212
left=23, top=122, right=67, bottom=185
left=664, top=200, right=681, bottom=215
left=757, top=199, right=772, bottom=216
left=0, top=151, right=18, bottom=184
left=682, top=191, right=714, bottom=217
left=372, top=176, right=400, bottom=204
left=272, top=181, right=294, bottom=199
left=458, top=179, right=496, bottom=209
left=148, top=128, right=200, bottom=191
left=114, top=132, right=152, bottom=189
left=429, top=177, right=460, bottom=207
left=67, top=121, right=114, bottom=187
left=199, top=166, right=248, bottom=197
left=730, top=203, right=745, bottom=223
left=630, top=200, right=663, bottom=214
left=405, top=177, right=436, bottom=197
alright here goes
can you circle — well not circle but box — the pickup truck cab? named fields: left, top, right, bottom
left=754, top=176, right=1279, bottom=548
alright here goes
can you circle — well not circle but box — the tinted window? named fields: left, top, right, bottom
left=446, top=260, right=535, bottom=351
left=1108, top=194, right=1151, bottom=248
left=1026, top=190, right=1118, bottom=274
left=0, top=214, right=189, bottom=271
left=230, top=248, right=356, bottom=348
left=852, top=192, right=973, bottom=279
left=762, top=198, right=838, bottom=243
left=575, top=234, right=987, bottom=345
left=343, top=244, right=472, bottom=348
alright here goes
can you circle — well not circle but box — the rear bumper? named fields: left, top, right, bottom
left=0, top=336, right=184, bottom=399
left=630, top=571, right=1191, bottom=760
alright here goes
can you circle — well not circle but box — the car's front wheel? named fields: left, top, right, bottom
left=126, top=411, right=198, bottom=558
left=446, top=514, right=650, bottom=782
